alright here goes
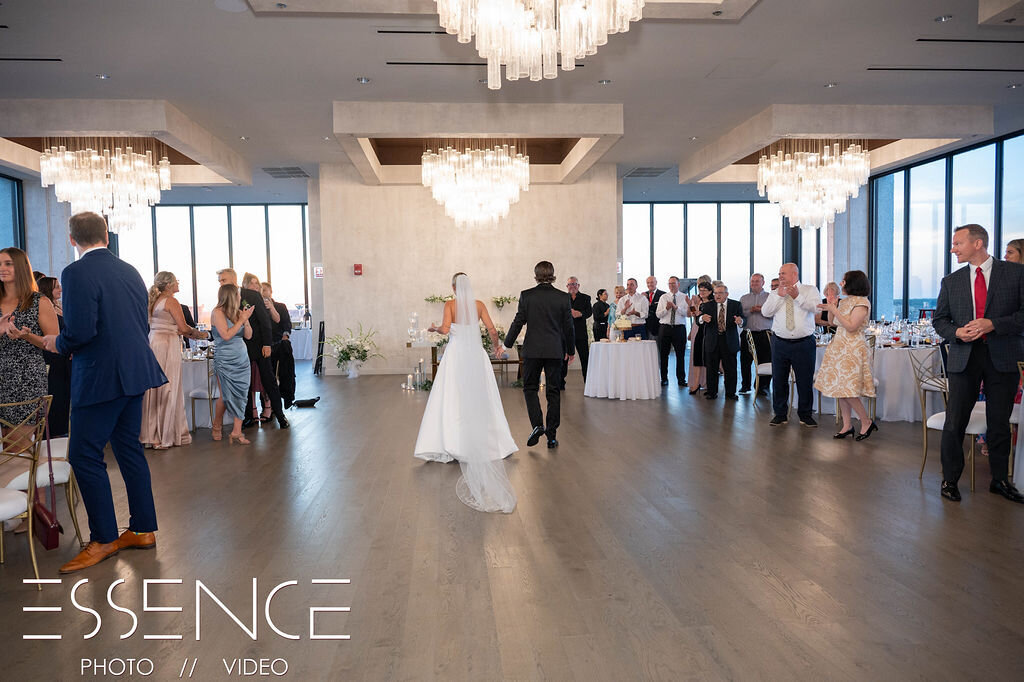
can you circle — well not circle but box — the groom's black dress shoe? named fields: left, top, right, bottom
left=526, top=426, right=544, bottom=447
left=941, top=481, right=961, bottom=502
left=990, top=479, right=1024, bottom=503
left=547, top=438, right=558, bottom=449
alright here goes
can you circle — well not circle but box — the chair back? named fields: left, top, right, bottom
left=908, top=347, right=947, bottom=398
left=918, top=308, right=935, bottom=320
left=0, top=396, right=53, bottom=500
left=865, top=333, right=877, bottom=366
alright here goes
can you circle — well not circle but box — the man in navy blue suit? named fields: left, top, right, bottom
left=43, top=212, right=168, bottom=573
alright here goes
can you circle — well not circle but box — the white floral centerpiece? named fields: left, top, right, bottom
left=325, top=324, right=384, bottom=378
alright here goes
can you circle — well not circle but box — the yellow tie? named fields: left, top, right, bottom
left=785, top=296, right=795, bottom=331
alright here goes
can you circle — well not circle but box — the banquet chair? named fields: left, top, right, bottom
left=909, top=347, right=951, bottom=477
left=189, top=358, right=219, bottom=432
left=865, top=334, right=880, bottom=422
left=746, top=330, right=773, bottom=400
left=0, top=396, right=52, bottom=586
left=4, top=434, right=84, bottom=549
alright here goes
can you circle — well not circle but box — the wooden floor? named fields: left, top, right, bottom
left=4, top=360, right=1024, bottom=681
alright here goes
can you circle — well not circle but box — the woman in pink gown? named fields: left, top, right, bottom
left=140, top=271, right=204, bottom=449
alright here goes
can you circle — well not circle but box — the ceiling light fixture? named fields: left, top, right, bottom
left=757, top=139, right=870, bottom=231
left=421, top=140, right=530, bottom=228
left=1008, top=83, right=1022, bottom=89
left=95, top=74, right=110, bottom=79
left=824, top=82, right=838, bottom=88
left=39, top=137, right=171, bottom=233
left=356, top=76, right=371, bottom=84
left=323, top=136, right=332, bottom=141
left=934, top=14, right=953, bottom=22
left=434, top=0, right=644, bottom=90
left=276, top=2, right=287, bottom=8
left=239, top=136, right=249, bottom=141
left=598, top=79, right=612, bottom=85
left=712, top=10, right=723, bottom=16
left=689, top=136, right=699, bottom=141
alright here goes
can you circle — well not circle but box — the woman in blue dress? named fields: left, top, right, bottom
left=211, top=284, right=254, bottom=444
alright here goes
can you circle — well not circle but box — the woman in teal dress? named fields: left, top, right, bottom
left=211, top=284, right=254, bottom=444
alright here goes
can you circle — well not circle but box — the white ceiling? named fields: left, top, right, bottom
left=1, top=0, right=1022, bottom=199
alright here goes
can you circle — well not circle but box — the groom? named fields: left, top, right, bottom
left=505, top=261, right=575, bottom=449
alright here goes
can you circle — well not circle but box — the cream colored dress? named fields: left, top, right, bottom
left=139, top=299, right=192, bottom=447
left=814, top=296, right=876, bottom=398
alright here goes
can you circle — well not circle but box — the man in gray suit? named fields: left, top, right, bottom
left=505, top=261, right=575, bottom=449
left=933, top=224, right=1024, bottom=503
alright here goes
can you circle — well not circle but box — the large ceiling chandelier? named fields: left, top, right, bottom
left=421, top=141, right=530, bottom=228
left=435, top=0, right=645, bottom=90
left=757, top=139, right=870, bottom=230
left=39, top=137, right=172, bottom=233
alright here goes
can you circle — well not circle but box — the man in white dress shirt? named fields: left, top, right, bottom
left=760, top=263, right=821, bottom=427
left=619, top=277, right=650, bottom=340
left=655, top=276, right=687, bottom=386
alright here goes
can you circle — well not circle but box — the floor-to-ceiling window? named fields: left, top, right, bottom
left=871, top=130, right=1018, bottom=319
left=623, top=201, right=786, bottom=294
left=120, top=203, right=308, bottom=325
left=0, top=173, right=24, bottom=250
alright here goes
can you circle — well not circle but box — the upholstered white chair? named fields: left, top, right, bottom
left=3, top=436, right=83, bottom=548
left=746, top=331, right=773, bottom=400
left=925, top=404, right=987, bottom=491
left=190, top=359, right=219, bottom=432
left=909, top=347, right=950, bottom=479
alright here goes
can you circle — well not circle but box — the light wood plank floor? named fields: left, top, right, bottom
left=4, top=361, right=1024, bottom=680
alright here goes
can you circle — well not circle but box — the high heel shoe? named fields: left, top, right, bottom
left=229, top=432, right=250, bottom=445
left=833, top=427, right=855, bottom=439
left=212, top=422, right=223, bottom=441
left=688, top=388, right=699, bottom=395
left=855, top=421, right=879, bottom=441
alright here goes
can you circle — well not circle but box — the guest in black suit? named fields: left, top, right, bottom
left=262, top=281, right=295, bottom=409
left=644, top=276, right=666, bottom=340
left=563, top=276, right=592, bottom=384
left=216, top=269, right=289, bottom=429
left=592, top=289, right=610, bottom=341
left=933, top=224, right=1024, bottom=504
left=505, top=261, right=575, bottom=449
left=698, top=284, right=744, bottom=400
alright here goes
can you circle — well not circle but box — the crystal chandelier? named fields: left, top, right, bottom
left=421, top=141, right=530, bottom=228
left=39, top=137, right=172, bottom=233
left=757, top=139, right=870, bottom=230
left=435, top=0, right=645, bottom=90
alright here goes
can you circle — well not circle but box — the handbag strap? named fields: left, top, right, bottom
left=43, top=409, right=57, bottom=512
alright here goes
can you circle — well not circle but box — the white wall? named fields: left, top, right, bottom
left=314, top=162, right=620, bottom=374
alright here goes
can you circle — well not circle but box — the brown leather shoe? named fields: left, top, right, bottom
left=59, top=542, right=119, bottom=574
left=115, top=530, right=156, bottom=550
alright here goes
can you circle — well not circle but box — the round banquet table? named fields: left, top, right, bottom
left=181, top=357, right=231, bottom=429
left=289, top=328, right=313, bottom=360
left=813, top=344, right=944, bottom=423
left=584, top=340, right=661, bottom=400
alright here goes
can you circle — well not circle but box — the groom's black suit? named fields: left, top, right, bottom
left=505, top=282, right=575, bottom=439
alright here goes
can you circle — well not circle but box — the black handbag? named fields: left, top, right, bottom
left=32, top=421, right=64, bottom=551
left=292, top=396, right=321, bottom=408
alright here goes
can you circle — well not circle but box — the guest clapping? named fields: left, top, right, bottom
left=761, top=263, right=821, bottom=427
left=656, top=276, right=687, bottom=387
left=140, top=272, right=204, bottom=450
left=739, top=273, right=772, bottom=397
left=0, top=248, right=59, bottom=452
left=687, top=280, right=713, bottom=394
left=814, top=271, right=877, bottom=440
left=619, top=278, right=649, bottom=339
left=261, top=282, right=295, bottom=410
left=37, top=276, right=71, bottom=436
left=211, top=284, right=254, bottom=444
left=698, top=284, right=744, bottom=400
left=815, top=282, right=841, bottom=332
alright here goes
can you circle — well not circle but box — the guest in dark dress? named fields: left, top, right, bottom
left=815, top=281, right=840, bottom=333
left=37, top=276, right=71, bottom=437
left=592, top=289, right=610, bottom=341
left=687, top=280, right=713, bottom=394
left=0, top=249, right=59, bottom=450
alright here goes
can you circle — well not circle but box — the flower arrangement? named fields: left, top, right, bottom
left=424, top=294, right=454, bottom=303
left=325, top=324, right=384, bottom=368
left=427, top=323, right=507, bottom=357
left=492, top=295, right=518, bottom=310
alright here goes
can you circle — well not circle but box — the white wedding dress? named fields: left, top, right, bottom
left=413, top=275, right=518, bottom=513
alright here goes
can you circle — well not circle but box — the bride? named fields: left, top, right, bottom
left=414, top=273, right=517, bottom=513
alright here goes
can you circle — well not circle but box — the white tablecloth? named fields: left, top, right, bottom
left=813, top=345, right=943, bottom=423
left=290, top=328, right=313, bottom=360
left=181, top=358, right=230, bottom=429
left=584, top=340, right=661, bottom=400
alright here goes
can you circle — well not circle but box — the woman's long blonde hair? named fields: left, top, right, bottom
left=148, top=271, right=176, bottom=315
left=216, top=283, right=241, bottom=323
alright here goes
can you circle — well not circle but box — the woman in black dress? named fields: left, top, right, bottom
left=592, top=288, right=610, bottom=341
left=687, top=280, right=714, bottom=394
left=0, top=248, right=59, bottom=451
left=37, top=276, right=71, bottom=437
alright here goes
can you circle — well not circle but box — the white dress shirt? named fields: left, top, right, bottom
left=619, top=292, right=649, bottom=326
left=761, top=282, right=821, bottom=339
left=971, top=256, right=994, bottom=320
left=78, top=244, right=108, bottom=259
left=656, top=291, right=687, bottom=325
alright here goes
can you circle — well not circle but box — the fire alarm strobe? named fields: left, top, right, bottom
left=353, top=264, right=362, bottom=276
